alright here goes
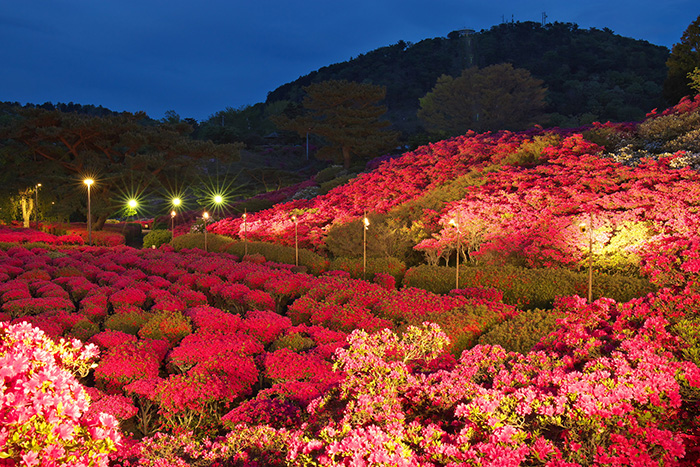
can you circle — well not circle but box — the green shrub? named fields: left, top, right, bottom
left=269, top=332, right=315, bottom=352
left=328, top=256, right=406, bottom=283
left=143, top=229, right=173, bottom=249
left=68, top=318, right=101, bottom=341
left=422, top=303, right=507, bottom=356
left=230, top=198, right=276, bottom=215
left=171, top=233, right=235, bottom=252
left=319, top=174, right=354, bottom=195
left=105, top=310, right=152, bottom=336
left=478, top=309, right=563, bottom=354
left=325, top=212, right=424, bottom=265
left=138, top=311, right=192, bottom=346
left=314, top=165, right=345, bottom=184
left=499, top=133, right=561, bottom=167
left=123, top=223, right=143, bottom=248
left=403, top=264, right=655, bottom=309
left=222, top=240, right=329, bottom=275
left=592, top=273, right=657, bottom=303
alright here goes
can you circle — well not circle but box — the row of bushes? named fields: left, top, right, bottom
left=403, top=264, right=657, bottom=309
left=165, top=232, right=655, bottom=310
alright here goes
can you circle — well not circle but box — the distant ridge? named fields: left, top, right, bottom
left=266, top=21, right=669, bottom=134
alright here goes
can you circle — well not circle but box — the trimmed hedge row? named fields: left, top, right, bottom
left=403, top=264, right=657, bottom=309
left=478, top=308, right=564, bottom=354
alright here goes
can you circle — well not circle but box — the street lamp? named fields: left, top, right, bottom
left=579, top=217, right=594, bottom=303
left=213, top=194, right=223, bottom=206
left=34, top=183, right=41, bottom=229
left=449, top=218, right=461, bottom=290
left=84, top=179, right=94, bottom=245
left=292, top=214, right=299, bottom=266
left=363, top=213, right=370, bottom=280
left=171, top=197, right=182, bottom=240
left=242, top=210, right=248, bottom=256
left=170, top=210, right=177, bottom=240
left=203, top=212, right=209, bottom=252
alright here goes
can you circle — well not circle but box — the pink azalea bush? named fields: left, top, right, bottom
left=0, top=321, right=120, bottom=466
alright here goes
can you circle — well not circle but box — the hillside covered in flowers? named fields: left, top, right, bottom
left=1, top=96, right=700, bottom=466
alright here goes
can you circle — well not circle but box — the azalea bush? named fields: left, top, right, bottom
left=0, top=321, right=120, bottom=465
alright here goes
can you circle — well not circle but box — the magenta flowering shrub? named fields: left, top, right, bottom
left=241, top=309, right=292, bottom=345
left=0, top=321, right=120, bottom=465
left=0, top=225, right=84, bottom=245
left=93, top=339, right=165, bottom=393
left=110, top=287, right=148, bottom=311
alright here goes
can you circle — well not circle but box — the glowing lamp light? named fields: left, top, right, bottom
left=203, top=212, right=209, bottom=220
left=83, top=178, right=94, bottom=187
left=127, top=199, right=138, bottom=209
left=213, top=195, right=223, bottom=205
left=172, top=197, right=182, bottom=207
left=171, top=210, right=177, bottom=218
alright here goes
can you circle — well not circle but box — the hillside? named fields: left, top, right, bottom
left=266, top=21, right=669, bottom=134
left=211, top=95, right=700, bottom=278
left=3, top=95, right=700, bottom=465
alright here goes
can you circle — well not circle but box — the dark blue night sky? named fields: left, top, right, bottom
left=1, top=0, right=696, bottom=121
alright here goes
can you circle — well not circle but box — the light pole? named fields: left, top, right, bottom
left=170, top=210, right=177, bottom=240
left=171, top=197, right=182, bottom=240
left=34, top=183, right=41, bottom=229
left=579, top=217, right=594, bottom=303
left=449, top=218, right=461, bottom=290
left=84, top=179, right=94, bottom=245
left=242, top=210, right=248, bottom=256
left=203, top=212, right=209, bottom=252
left=363, top=213, right=370, bottom=280
left=292, top=214, right=299, bottom=266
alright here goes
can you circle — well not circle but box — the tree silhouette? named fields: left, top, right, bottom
left=273, top=80, right=399, bottom=169
left=664, top=14, right=700, bottom=104
left=0, top=107, right=242, bottom=228
left=418, top=63, right=547, bottom=136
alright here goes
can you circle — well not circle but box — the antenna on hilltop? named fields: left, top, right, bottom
left=542, top=12, right=548, bottom=26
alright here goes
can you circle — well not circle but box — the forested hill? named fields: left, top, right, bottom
left=266, top=21, right=670, bottom=132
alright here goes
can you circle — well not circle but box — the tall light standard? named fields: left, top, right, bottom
left=84, top=179, right=94, bottom=245
left=292, top=214, right=299, bottom=266
left=203, top=212, right=209, bottom=252
left=579, top=217, right=594, bottom=303
left=449, top=218, right=461, bottom=290
left=170, top=211, right=177, bottom=239
left=171, top=197, right=182, bottom=240
left=242, top=210, right=248, bottom=256
left=363, top=213, right=370, bottom=280
left=34, top=183, right=41, bottom=229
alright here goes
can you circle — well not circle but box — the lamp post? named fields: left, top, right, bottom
left=170, top=197, right=181, bottom=241
left=292, top=214, right=299, bottom=266
left=242, top=210, right=248, bottom=256
left=170, top=210, right=177, bottom=239
left=579, top=217, right=594, bottom=303
left=34, top=183, right=41, bottom=229
left=363, top=213, right=370, bottom=280
left=449, top=218, right=461, bottom=290
left=203, top=212, right=209, bottom=252
left=84, top=179, right=94, bottom=245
